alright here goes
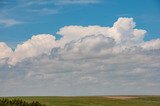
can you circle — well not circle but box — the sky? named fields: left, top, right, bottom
left=0, top=0, right=160, bottom=96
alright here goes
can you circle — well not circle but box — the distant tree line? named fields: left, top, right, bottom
left=0, top=98, right=45, bottom=106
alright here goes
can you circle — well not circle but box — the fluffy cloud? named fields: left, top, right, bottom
left=8, top=34, right=57, bottom=65
left=0, top=42, right=12, bottom=59
left=0, top=17, right=160, bottom=96
left=141, top=39, right=160, bottom=50
left=57, top=17, right=146, bottom=47
left=59, top=35, right=116, bottom=59
left=0, top=17, right=151, bottom=65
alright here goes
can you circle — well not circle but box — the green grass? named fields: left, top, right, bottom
left=1, top=96, right=160, bottom=106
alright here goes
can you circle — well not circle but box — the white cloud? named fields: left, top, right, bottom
left=141, top=39, right=160, bottom=50
left=0, top=17, right=160, bottom=96
left=57, top=17, right=146, bottom=47
left=0, top=19, right=21, bottom=27
left=0, top=42, right=13, bottom=59
left=57, top=25, right=110, bottom=47
left=8, top=34, right=57, bottom=65
left=112, top=17, right=146, bottom=44
left=59, top=35, right=116, bottom=59
left=1, top=17, right=158, bottom=65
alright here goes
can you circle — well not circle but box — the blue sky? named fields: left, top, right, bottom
left=0, top=0, right=160, bottom=96
left=0, top=0, right=160, bottom=46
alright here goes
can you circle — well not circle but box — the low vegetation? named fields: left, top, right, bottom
left=0, top=96, right=160, bottom=106
left=0, top=98, right=45, bottom=106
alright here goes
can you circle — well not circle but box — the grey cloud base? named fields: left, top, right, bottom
left=0, top=17, right=160, bottom=96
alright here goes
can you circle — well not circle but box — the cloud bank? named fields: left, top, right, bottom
left=0, top=17, right=160, bottom=96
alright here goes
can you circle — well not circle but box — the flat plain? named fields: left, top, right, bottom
left=1, top=96, right=160, bottom=106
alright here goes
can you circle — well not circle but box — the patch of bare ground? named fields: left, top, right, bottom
left=104, top=96, right=139, bottom=100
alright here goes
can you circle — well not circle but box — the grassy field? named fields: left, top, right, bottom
left=1, top=96, right=160, bottom=106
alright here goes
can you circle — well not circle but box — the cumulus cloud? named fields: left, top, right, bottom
left=8, top=34, right=57, bottom=65
left=57, top=17, right=146, bottom=47
left=0, top=17, right=160, bottom=96
left=0, top=42, right=12, bottom=59
left=59, top=35, right=116, bottom=59
left=141, top=39, right=160, bottom=50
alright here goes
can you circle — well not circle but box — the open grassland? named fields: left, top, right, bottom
left=1, top=96, right=160, bottom=106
